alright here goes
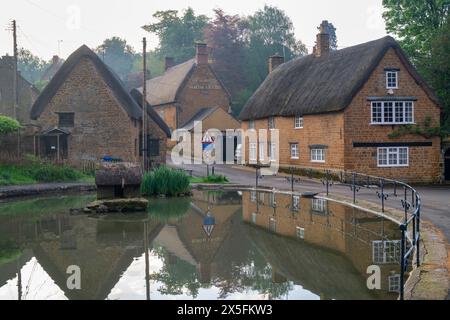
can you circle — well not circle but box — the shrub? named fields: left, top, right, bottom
left=0, top=116, right=20, bottom=135
left=141, top=166, right=191, bottom=196
left=205, top=174, right=228, bottom=183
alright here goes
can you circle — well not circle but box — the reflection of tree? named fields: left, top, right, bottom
left=150, top=245, right=202, bottom=298
left=0, top=240, right=21, bottom=266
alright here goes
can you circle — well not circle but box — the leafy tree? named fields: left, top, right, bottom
left=382, top=0, right=450, bottom=131
left=95, top=37, right=136, bottom=81
left=204, top=9, right=248, bottom=99
left=0, top=116, right=21, bottom=135
left=143, top=7, right=209, bottom=63
left=17, top=48, right=49, bottom=83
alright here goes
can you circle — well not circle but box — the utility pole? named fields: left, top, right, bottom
left=10, top=20, right=20, bottom=158
left=142, top=37, right=147, bottom=171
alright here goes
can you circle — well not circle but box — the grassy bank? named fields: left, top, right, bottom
left=0, top=159, right=93, bottom=186
left=190, top=174, right=229, bottom=184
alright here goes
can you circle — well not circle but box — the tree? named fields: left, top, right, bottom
left=204, top=9, right=248, bottom=99
left=0, top=116, right=21, bottom=135
left=95, top=37, right=136, bottom=81
left=382, top=0, right=450, bottom=131
left=143, top=7, right=209, bottom=63
left=17, top=48, right=49, bottom=83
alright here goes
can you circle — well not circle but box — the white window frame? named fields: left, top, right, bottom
left=312, top=198, right=326, bottom=212
left=248, top=120, right=255, bottom=129
left=269, top=217, right=277, bottom=232
left=294, top=116, right=303, bottom=129
left=259, top=142, right=266, bottom=161
left=258, top=192, right=265, bottom=203
left=386, top=71, right=398, bottom=89
left=268, top=117, right=275, bottom=129
left=388, top=274, right=401, bottom=293
left=372, top=240, right=401, bottom=264
left=310, top=148, right=325, bottom=163
left=249, top=142, right=257, bottom=161
left=250, top=191, right=256, bottom=202
left=251, top=212, right=257, bottom=224
left=268, top=142, right=276, bottom=161
left=269, top=193, right=276, bottom=207
left=290, top=143, right=299, bottom=159
left=296, top=226, right=305, bottom=239
left=377, top=147, right=409, bottom=167
left=371, top=101, right=414, bottom=124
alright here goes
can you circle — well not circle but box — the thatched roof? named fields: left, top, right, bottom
left=95, top=162, right=142, bottom=186
left=239, top=36, right=441, bottom=120
left=30, top=45, right=143, bottom=120
left=129, top=89, right=172, bottom=137
left=138, top=59, right=196, bottom=106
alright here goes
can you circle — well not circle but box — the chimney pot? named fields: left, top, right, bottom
left=195, top=42, right=208, bottom=65
left=268, top=54, right=284, bottom=73
left=164, top=56, right=174, bottom=71
left=52, top=55, right=59, bottom=64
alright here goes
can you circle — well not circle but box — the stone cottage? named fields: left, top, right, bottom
left=239, top=21, right=442, bottom=183
left=137, top=42, right=236, bottom=132
left=30, top=45, right=171, bottom=167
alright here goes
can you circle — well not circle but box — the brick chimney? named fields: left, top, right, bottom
left=269, top=54, right=284, bottom=73
left=164, top=56, right=174, bottom=71
left=52, top=55, right=59, bottom=64
left=195, top=42, right=208, bottom=65
left=314, top=20, right=330, bottom=57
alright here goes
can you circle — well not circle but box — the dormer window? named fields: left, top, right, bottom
left=385, top=69, right=399, bottom=89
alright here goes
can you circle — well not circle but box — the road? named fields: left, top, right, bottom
left=169, top=159, right=450, bottom=241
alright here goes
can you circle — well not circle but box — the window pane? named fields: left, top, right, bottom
left=395, top=102, right=404, bottom=123
left=399, top=147, right=408, bottom=165
left=378, top=148, right=387, bottom=166
left=372, top=102, right=382, bottom=123
left=405, top=102, right=413, bottom=122
left=384, top=102, right=393, bottom=123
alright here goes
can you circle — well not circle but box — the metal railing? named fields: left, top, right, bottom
left=259, top=167, right=421, bottom=300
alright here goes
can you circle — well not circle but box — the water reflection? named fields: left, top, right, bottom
left=0, top=191, right=403, bottom=300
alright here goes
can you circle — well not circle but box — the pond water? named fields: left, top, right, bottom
left=0, top=190, right=404, bottom=300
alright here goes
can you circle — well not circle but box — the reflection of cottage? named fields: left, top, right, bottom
left=95, top=162, right=142, bottom=199
left=30, top=45, right=171, bottom=166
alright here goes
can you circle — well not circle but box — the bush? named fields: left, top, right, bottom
left=0, top=116, right=20, bottom=135
left=205, top=175, right=228, bottom=183
left=141, top=166, right=191, bottom=196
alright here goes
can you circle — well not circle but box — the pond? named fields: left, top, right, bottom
left=0, top=190, right=405, bottom=300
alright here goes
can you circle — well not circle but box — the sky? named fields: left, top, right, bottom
left=0, top=0, right=387, bottom=60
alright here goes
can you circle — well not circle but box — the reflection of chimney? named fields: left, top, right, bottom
left=195, top=42, right=208, bottom=65
left=197, top=263, right=211, bottom=284
left=269, top=54, right=284, bottom=73
left=314, top=20, right=330, bottom=58
left=164, top=56, right=174, bottom=71
left=52, top=55, right=59, bottom=64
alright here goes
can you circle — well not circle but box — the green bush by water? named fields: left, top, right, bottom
left=141, top=166, right=191, bottom=196
left=190, top=174, right=229, bottom=184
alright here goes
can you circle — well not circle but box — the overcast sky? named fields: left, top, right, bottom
left=1, top=0, right=387, bottom=60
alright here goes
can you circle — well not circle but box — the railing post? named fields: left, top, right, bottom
left=376, top=179, right=388, bottom=213
left=416, top=195, right=421, bottom=267
left=352, top=173, right=356, bottom=203
left=291, top=167, right=294, bottom=193
left=399, top=223, right=406, bottom=300
left=255, top=166, right=259, bottom=189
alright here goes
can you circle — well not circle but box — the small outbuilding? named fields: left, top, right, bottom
left=95, top=162, right=142, bottom=199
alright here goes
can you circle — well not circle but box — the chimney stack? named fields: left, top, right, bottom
left=164, top=56, right=174, bottom=71
left=52, top=55, right=59, bottom=64
left=195, top=42, right=208, bottom=65
left=269, top=54, right=284, bottom=73
left=314, top=20, right=330, bottom=57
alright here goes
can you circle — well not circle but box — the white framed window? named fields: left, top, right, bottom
left=259, top=142, right=265, bottom=161
left=388, top=274, right=401, bottom=292
left=250, top=191, right=256, bottom=202
left=251, top=212, right=257, bottom=224
left=248, top=120, right=255, bottom=129
left=294, top=116, right=303, bottom=129
left=377, top=147, right=409, bottom=167
left=293, top=195, right=300, bottom=211
left=268, top=117, right=275, bottom=129
left=312, top=198, right=326, bottom=212
left=290, top=143, right=299, bottom=159
left=249, top=142, right=257, bottom=161
left=372, top=240, right=401, bottom=264
left=296, top=226, right=305, bottom=239
left=269, top=193, right=276, bottom=207
left=311, top=148, right=325, bottom=162
left=386, top=71, right=398, bottom=89
left=371, top=101, right=414, bottom=124
left=269, top=217, right=276, bottom=232
left=258, top=192, right=265, bottom=203
left=268, top=142, right=276, bottom=161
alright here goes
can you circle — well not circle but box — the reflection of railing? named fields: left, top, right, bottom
left=263, top=167, right=420, bottom=300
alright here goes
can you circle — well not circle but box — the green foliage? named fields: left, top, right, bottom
left=382, top=1, right=450, bottom=131
left=0, top=157, right=89, bottom=185
left=141, top=166, right=191, bottom=196
left=17, top=48, right=49, bottom=83
left=143, top=7, right=209, bottom=63
left=95, top=37, right=136, bottom=81
left=0, top=116, right=21, bottom=135
left=388, top=116, right=443, bottom=139
left=190, top=174, right=228, bottom=184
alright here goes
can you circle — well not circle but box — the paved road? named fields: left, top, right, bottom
left=170, top=159, right=450, bottom=241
